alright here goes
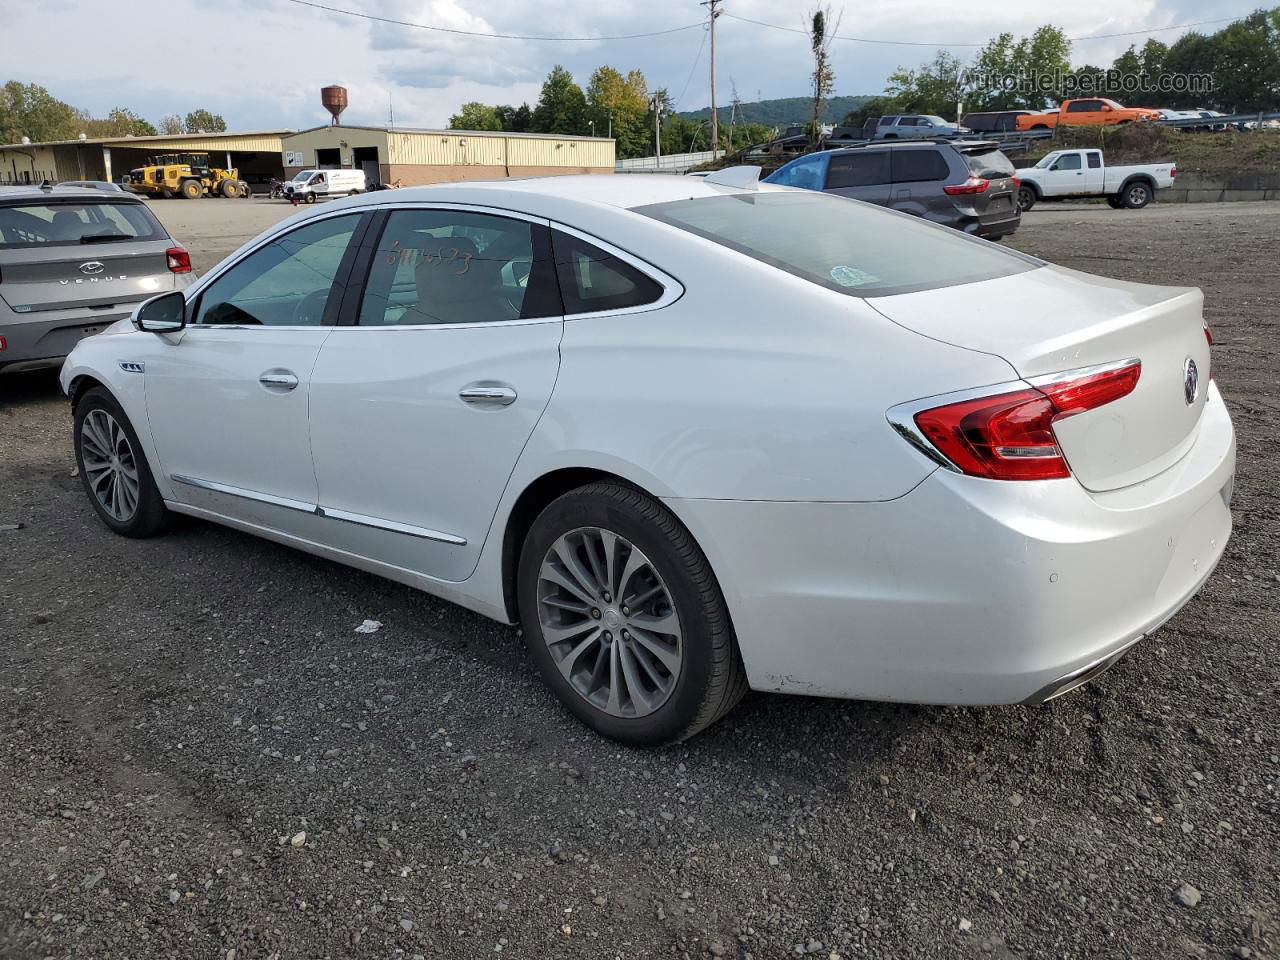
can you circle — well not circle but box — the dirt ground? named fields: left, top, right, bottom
left=1, top=199, right=1277, bottom=960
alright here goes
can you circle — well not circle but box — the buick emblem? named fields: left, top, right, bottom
left=79, top=261, right=105, bottom=275
left=1183, top=357, right=1199, bottom=406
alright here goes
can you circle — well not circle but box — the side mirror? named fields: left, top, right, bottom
left=134, top=290, right=187, bottom=333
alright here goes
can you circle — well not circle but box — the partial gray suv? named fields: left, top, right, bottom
left=0, top=186, right=193, bottom=374
left=764, top=140, right=1021, bottom=241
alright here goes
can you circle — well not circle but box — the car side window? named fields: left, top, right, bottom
left=1087, top=152, right=1102, bottom=169
left=826, top=152, right=890, bottom=189
left=1057, top=154, right=1083, bottom=170
left=551, top=230, right=663, bottom=315
left=358, top=209, right=561, bottom=326
left=769, top=154, right=826, bottom=191
left=193, top=214, right=361, bottom=327
left=890, top=150, right=950, bottom=183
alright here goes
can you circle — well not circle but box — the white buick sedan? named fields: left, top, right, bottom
left=61, top=171, right=1235, bottom=745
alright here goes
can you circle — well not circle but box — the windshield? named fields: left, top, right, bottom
left=291, top=171, right=314, bottom=182
left=638, top=190, right=1037, bottom=298
left=1034, top=152, right=1060, bottom=169
left=0, top=199, right=164, bottom=249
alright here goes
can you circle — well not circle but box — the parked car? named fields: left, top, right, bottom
left=283, top=168, right=367, bottom=203
left=1015, top=148, right=1176, bottom=210
left=765, top=140, right=1021, bottom=240
left=873, top=115, right=970, bottom=139
left=1017, top=99, right=1162, bottom=130
left=0, top=185, right=193, bottom=374
left=960, top=110, right=1036, bottom=133
left=61, top=172, right=1233, bottom=745
left=58, top=180, right=133, bottom=194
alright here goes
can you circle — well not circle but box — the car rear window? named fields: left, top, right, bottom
left=0, top=199, right=165, bottom=249
left=638, top=190, right=1037, bottom=298
left=961, top=149, right=1016, bottom=179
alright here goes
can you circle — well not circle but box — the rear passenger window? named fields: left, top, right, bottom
left=891, top=150, right=950, bottom=183
left=826, top=152, right=889, bottom=188
left=552, top=230, right=663, bottom=315
left=1087, top=153, right=1102, bottom=168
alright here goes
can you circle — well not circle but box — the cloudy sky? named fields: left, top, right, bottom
left=0, top=0, right=1251, bottom=131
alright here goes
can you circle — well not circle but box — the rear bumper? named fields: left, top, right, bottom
left=0, top=311, right=132, bottom=372
left=665, top=384, right=1235, bottom=705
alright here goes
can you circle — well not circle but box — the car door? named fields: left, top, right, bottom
left=1081, top=150, right=1105, bottom=193
left=1051, top=152, right=1088, bottom=194
left=307, top=205, right=566, bottom=582
left=823, top=151, right=890, bottom=205
left=143, top=211, right=367, bottom=529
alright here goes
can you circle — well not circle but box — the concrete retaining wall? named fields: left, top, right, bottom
left=1162, top=171, right=1280, bottom=203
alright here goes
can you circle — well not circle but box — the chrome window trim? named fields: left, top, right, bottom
left=549, top=220, right=685, bottom=320
left=885, top=358, right=1142, bottom=473
left=181, top=207, right=370, bottom=326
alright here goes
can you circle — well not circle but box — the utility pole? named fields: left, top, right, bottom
left=701, top=0, right=724, bottom=154
left=652, top=94, right=663, bottom=169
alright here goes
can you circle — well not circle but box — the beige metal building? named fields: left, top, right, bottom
left=0, top=130, right=289, bottom=187
left=281, top=125, right=615, bottom=186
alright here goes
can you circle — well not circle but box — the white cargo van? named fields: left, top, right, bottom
left=284, top=169, right=366, bottom=203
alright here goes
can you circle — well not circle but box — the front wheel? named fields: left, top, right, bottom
left=517, top=482, right=747, bottom=746
left=73, top=387, right=168, bottom=537
left=304, top=192, right=317, bottom=204
left=1123, top=181, right=1152, bottom=209
left=179, top=178, right=202, bottom=200
left=1016, top=185, right=1037, bottom=212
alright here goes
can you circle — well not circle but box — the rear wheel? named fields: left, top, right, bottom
left=517, top=482, right=747, bottom=746
left=1123, top=181, right=1152, bottom=209
left=1031, top=123, right=1049, bottom=130
left=1016, top=185, right=1037, bottom=212
left=220, top=179, right=238, bottom=198
left=179, top=178, right=202, bottom=200
left=73, top=387, right=168, bottom=538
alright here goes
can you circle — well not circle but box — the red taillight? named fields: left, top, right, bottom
left=0, top=335, right=7, bottom=352
left=913, top=361, right=1141, bottom=481
left=166, top=247, right=192, bottom=274
left=943, top=177, right=990, bottom=196
left=1010, top=175, right=1021, bottom=188
left=1171, top=165, right=1178, bottom=179
left=1203, top=321, right=1212, bottom=346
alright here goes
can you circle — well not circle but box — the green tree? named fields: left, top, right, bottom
left=966, top=25, right=1071, bottom=111
left=885, top=49, right=968, bottom=118
left=448, top=102, right=503, bottom=130
left=98, top=107, right=156, bottom=137
left=532, top=65, right=587, bottom=134
left=183, top=108, right=226, bottom=133
left=586, top=66, right=649, bottom=157
left=1212, top=10, right=1280, bottom=111
left=0, top=81, right=78, bottom=143
left=158, top=114, right=184, bottom=135
left=808, top=7, right=840, bottom=144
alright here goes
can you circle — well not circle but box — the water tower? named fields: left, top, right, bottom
left=321, top=85, right=348, bottom=126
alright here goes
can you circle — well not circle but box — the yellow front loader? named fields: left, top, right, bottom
left=125, top=153, right=251, bottom=199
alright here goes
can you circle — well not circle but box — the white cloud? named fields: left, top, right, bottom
left=1, top=0, right=1228, bottom=132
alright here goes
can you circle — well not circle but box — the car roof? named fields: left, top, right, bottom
left=0, top=185, right=142, bottom=203
left=384, top=173, right=766, bottom=211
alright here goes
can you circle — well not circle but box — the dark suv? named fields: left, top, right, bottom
left=763, top=140, right=1021, bottom=241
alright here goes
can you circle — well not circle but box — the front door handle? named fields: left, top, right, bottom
left=259, top=370, right=299, bottom=391
left=459, top=383, right=517, bottom=406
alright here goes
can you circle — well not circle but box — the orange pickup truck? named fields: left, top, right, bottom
left=1016, top=98, right=1163, bottom=131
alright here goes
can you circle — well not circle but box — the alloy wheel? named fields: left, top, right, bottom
left=537, top=527, right=683, bottom=718
left=80, top=409, right=140, bottom=522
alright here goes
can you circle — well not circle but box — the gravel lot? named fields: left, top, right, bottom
left=1, top=198, right=1277, bottom=960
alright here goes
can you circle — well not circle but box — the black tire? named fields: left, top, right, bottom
left=1106, top=195, right=1125, bottom=209
left=517, top=482, right=747, bottom=746
left=161, top=188, right=173, bottom=199
left=237, top=181, right=252, bottom=198
left=305, top=193, right=317, bottom=204
left=1016, top=185, right=1037, bottom=212
left=179, top=178, right=202, bottom=200
left=1122, top=181, right=1152, bottom=209
left=73, top=386, right=168, bottom=538
left=221, top=179, right=238, bottom=198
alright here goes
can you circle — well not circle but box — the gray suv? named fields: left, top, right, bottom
left=0, top=186, right=194, bottom=374
left=874, top=115, right=969, bottom=139
left=764, top=140, right=1021, bottom=241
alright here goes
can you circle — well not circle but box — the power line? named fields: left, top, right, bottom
left=281, top=0, right=705, bottom=41
left=721, top=10, right=1257, bottom=48
left=673, top=22, right=710, bottom=110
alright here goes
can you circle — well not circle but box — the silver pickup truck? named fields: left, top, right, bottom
left=1014, top=149, right=1177, bottom=211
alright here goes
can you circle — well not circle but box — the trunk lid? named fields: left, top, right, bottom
left=872, top=264, right=1211, bottom=492
left=0, top=196, right=176, bottom=313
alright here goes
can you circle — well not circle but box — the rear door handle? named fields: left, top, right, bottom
left=259, top=370, right=299, bottom=391
left=459, top=383, right=517, bottom=406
